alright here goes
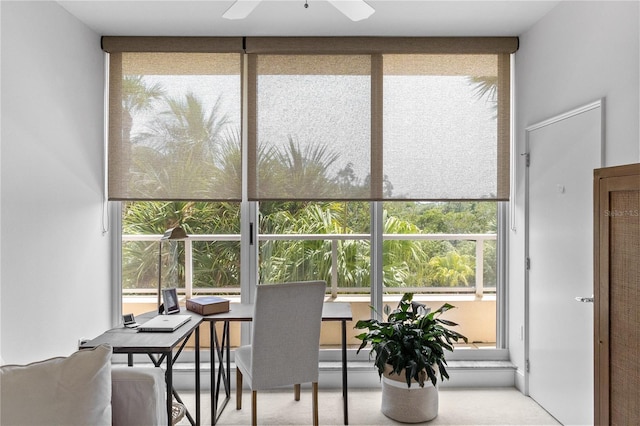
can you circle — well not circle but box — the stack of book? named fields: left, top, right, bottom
left=185, top=296, right=230, bottom=315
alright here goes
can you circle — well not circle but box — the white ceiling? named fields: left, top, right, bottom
left=57, top=0, right=561, bottom=37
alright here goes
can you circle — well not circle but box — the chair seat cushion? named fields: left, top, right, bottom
left=0, top=344, right=112, bottom=426
left=235, top=345, right=253, bottom=388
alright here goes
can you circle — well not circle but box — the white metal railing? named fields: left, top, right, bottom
left=122, top=233, right=497, bottom=298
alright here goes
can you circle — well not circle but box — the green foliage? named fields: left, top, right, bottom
left=122, top=200, right=497, bottom=290
left=259, top=202, right=372, bottom=287
left=387, top=202, right=496, bottom=234
left=354, top=293, right=467, bottom=388
left=122, top=201, right=241, bottom=289
left=427, top=252, right=475, bottom=286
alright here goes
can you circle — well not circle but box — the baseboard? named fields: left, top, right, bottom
left=144, top=360, right=517, bottom=391
left=514, top=368, right=526, bottom=394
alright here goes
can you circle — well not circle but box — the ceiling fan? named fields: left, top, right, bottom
left=223, top=0, right=375, bottom=22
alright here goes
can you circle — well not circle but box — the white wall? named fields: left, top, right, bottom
left=511, top=0, right=639, bottom=390
left=1, top=1, right=110, bottom=363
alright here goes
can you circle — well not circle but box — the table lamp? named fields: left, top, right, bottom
left=157, top=226, right=188, bottom=308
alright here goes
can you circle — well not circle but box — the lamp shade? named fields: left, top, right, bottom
left=161, top=226, right=188, bottom=240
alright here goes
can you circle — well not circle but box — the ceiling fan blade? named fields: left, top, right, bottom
left=222, top=0, right=262, bottom=20
left=326, top=0, right=375, bottom=22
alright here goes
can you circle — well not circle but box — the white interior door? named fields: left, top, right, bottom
left=526, top=101, right=602, bottom=426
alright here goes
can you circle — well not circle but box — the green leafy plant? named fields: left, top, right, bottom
left=355, top=293, right=468, bottom=388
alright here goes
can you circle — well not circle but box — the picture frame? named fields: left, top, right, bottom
left=161, top=287, right=181, bottom=315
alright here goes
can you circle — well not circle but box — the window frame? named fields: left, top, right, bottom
left=107, top=38, right=515, bottom=358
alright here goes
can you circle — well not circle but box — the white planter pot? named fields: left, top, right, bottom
left=381, top=370, right=438, bottom=423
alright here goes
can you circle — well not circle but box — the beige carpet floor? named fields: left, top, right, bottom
left=176, top=387, right=560, bottom=425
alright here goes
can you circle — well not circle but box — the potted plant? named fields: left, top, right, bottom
left=355, top=293, right=467, bottom=423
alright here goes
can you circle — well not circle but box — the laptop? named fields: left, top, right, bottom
left=137, top=314, right=192, bottom=332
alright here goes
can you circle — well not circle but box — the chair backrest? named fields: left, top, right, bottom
left=250, top=280, right=327, bottom=390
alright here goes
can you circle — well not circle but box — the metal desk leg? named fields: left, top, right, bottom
left=342, top=320, right=349, bottom=425
left=211, top=321, right=231, bottom=425
left=214, top=321, right=218, bottom=425
left=162, top=331, right=199, bottom=426
left=166, top=351, right=173, bottom=426
left=226, top=323, right=231, bottom=400
left=195, top=326, right=200, bottom=426
left=171, top=335, right=198, bottom=426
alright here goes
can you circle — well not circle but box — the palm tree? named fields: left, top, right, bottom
left=123, top=75, right=165, bottom=116
left=427, top=251, right=475, bottom=287
left=468, top=75, right=498, bottom=118
left=120, top=75, right=165, bottom=178
left=259, top=202, right=431, bottom=291
left=211, top=128, right=243, bottom=198
left=263, top=136, right=340, bottom=199
left=131, top=92, right=235, bottom=198
left=121, top=87, right=244, bottom=289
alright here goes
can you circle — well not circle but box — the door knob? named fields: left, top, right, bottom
left=575, top=296, right=594, bottom=303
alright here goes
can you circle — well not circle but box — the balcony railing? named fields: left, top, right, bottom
left=123, top=233, right=496, bottom=299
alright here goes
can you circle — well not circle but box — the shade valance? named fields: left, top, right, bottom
left=243, top=37, right=518, bottom=55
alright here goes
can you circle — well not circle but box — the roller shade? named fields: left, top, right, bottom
left=247, top=54, right=373, bottom=200
left=105, top=37, right=516, bottom=201
left=380, top=53, right=511, bottom=200
left=247, top=41, right=513, bottom=201
left=105, top=37, right=244, bottom=201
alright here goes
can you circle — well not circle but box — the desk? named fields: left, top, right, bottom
left=80, top=311, right=203, bottom=426
left=204, top=302, right=352, bottom=425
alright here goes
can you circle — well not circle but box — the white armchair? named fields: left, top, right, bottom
left=235, top=280, right=327, bottom=426
left=0, top=344, right=168, bottom=426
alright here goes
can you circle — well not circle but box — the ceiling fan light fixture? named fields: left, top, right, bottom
left=327, top=0, right=375, bottom=22
left=222, top=0, right=262, bottom=20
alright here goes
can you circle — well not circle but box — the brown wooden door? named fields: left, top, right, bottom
left=594, top=163, right=640, bottom=425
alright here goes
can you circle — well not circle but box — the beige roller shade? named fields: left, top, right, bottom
left=380, top=53, right=510, bottom=201
left=108, top=51, right=243, bottom=201
left=106, top=37, right=516, bottom=201
left=248, top=54, right=373, bottom=200
left=248, top=49, right=512, bottom=201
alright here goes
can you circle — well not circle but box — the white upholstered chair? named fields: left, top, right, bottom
left=0, top=345, right=169, bottom=426
left=235, top=280, right=327, bottom=426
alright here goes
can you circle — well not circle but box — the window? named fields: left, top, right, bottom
left=258, top=201, right=371, bottom=294
left=382, top=201, right=500, bottom=348
left=121, top=201, right=242, bottom=299
left=107, top=37, right=516, bottom=352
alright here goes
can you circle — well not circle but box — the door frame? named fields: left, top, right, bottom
left=523, top=98, right=605, bottom=395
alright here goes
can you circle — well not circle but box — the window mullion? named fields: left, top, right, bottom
left=240, top=53, right=255, bottom=346
left=497, top=201, right=508, bottom=349
left=111, top=201, right=123, bottom=328
left=370, top=54, right=384, bottom=319
left=370, top=201, right=384, bottom=320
